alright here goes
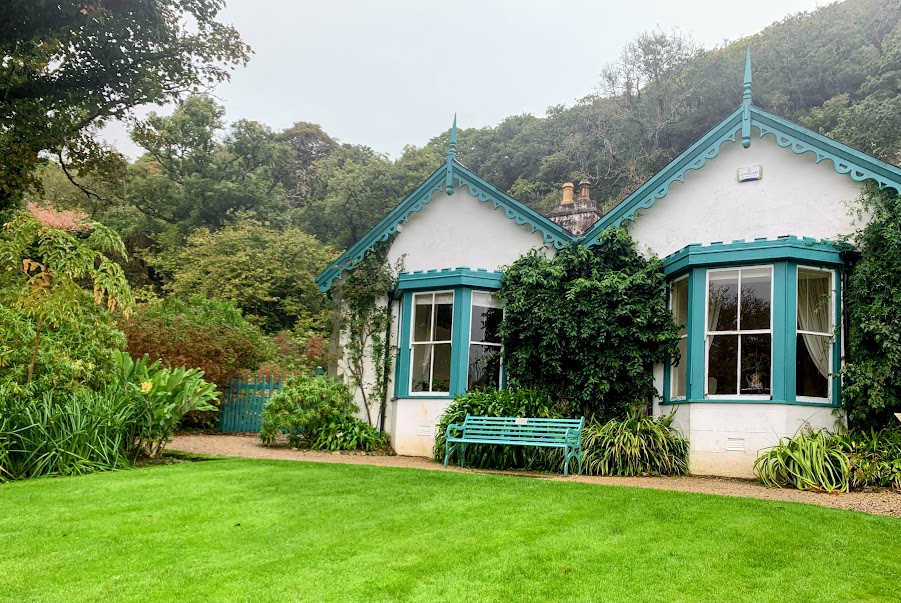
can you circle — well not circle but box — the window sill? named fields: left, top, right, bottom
left=660, top=398, right=841, bottom=408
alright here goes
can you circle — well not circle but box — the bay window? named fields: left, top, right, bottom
left=396, top=271, right=505, bottom=398
left=661, top=237, right=844, bottom=407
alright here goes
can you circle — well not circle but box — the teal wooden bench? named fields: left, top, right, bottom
left=443, top=414, right=585, bottom=475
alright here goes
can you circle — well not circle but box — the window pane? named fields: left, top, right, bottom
left=434, top=296, right=453, bottom=341
left=740, top=334, right=771, bottom=395
left=797, top=334, right=830, bottom=398
left=708, top=271, right=738, bottom=332
left=468, top=344, right=502, bottom=390
left=432, top=343, right=452, bottom=392
left=672, top=337, right=687, bottom=398
left=708, top=334, right=737, bottom=395
left=671, top=279, right=689, bottom=336
left=471, top=306, right=503, bottom=344
left=411, top=344, right=432, bottom=392
left=413, top=296, right=433, bottom=342
left=740, top=268, right=771, bottom=331
left=798, top=269, right=832, bottom=335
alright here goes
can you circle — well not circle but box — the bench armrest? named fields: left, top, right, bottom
left=445, top=423, right=465, bottom=440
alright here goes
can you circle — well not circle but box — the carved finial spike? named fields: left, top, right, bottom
left=445, top=114, right=457, bottom=194
left=743, top=46, right=752, bottom=103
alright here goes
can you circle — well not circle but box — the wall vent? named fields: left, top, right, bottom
left=726, top=437, right=746, bottom=452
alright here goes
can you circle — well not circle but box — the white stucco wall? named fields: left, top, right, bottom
left=661, top=402, right=839, bottom=478
left=387, top=187, right=555, bottom=272
left=628, top=126, right=864, bottom=259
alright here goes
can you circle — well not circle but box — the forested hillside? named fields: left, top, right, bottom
left=6, top=0, right=901, bottom=339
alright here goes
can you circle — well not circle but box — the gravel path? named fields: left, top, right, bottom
left=169, top=434, right=901, bottom=518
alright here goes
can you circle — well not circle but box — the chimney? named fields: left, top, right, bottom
left=561, top=182, right=574, bottom=205
left=578, top=179, right=591, bottom=203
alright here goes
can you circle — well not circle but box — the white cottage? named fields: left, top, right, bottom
left=316, top=51, right=901, bottom=477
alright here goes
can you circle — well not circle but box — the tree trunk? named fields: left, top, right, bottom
left=26, top=314, right=43, bottom=384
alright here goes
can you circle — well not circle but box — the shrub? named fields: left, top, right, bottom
left=0, top=389, right=137, bottom=481
left=0, top=301, right=126, bottom=399
left=112, top=351, right=219, bottom=458
left=834, top=428, right=901, bottom=490
left=842, top=187, right=901, bottom=428
left=581, top=411, right=689, bottom=476
left=310, top=414, right=388, bottom=452
left=121, top=295, right=269, bottom=387
left=499, top=230, right=680, bottom=421
left=0, top=208, right=131, bottom=399
left=754, top=428, right=850, bottom=493
left=433, top=389, right=564, bottom=471
left=259, top=373, right=387, bottom=452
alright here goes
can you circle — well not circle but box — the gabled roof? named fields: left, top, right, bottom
left=581, top=49, right=901, bottom=244
left=315, top=146, right=574, bottom=292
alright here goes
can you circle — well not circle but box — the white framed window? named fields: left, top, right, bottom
left=669, top=277, right=689, bottom=400
left=797, top=267, right=834, bottom=401
left=410, top=291, right=454, bottom=394
left=705, top=266, right=773, bottom=398
left=468, top=291, right=503, bottom=390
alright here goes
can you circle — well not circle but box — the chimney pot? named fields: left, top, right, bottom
left=579, top=179, right=591, bottom=202
left=562, top=182, right=574, bottom=205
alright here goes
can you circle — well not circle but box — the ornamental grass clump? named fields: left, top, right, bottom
left=754, top=428, right=850, bottom=493
left=581, top=411, right=689, bottom=476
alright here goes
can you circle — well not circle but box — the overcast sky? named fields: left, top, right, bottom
left=101, top=0, right=827, bottom=159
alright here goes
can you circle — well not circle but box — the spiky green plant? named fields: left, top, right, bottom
left=754, top=428, right=849, bottom=493
left=581, top=411, right=689, bottom=476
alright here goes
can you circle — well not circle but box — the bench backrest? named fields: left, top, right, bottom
left=460, top=415, right=584, bottom=444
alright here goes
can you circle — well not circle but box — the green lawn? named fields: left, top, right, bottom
left=1, top=458, right=899, bottom=603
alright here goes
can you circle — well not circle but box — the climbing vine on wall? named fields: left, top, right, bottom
left=334, top=246, right=402, bottom=429
left=842, top=185, right=901, bottom=429
left=498, top=228, right=680, bottom=421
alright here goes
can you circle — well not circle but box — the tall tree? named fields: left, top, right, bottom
left=0, top=0, right=250, bottom=211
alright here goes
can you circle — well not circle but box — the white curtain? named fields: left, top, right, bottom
left=798, top=274, right=831, bottom=378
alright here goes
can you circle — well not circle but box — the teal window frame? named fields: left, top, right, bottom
left=661, top=238, right=844, bottom=408
left=394, top=270, right=504, bottom=399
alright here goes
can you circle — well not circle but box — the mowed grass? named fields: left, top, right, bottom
left=1, top=458, right=900, bottom=603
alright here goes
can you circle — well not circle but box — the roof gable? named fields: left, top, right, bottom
left=315, top=157, right=573, bottom=292
left=581, top=50, right=901, bottom=244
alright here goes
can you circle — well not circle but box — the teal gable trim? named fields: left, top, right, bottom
left=751, top=107, right=901, bottom=190
left=450, top=163, right=574, bottom=250
left=662, top=237, right=847, bottom=277
left=581, top=104, right=901, bottom=245
left=581, top=108, right=744, bottom=241
left=396, top=268, right=503, bottom=292
left=316, top=167, right=447, bottom=293
left=316, top=160, right=573, bottom=293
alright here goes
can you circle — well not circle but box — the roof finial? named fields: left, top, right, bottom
left=445, top=113, right=457, bottom=194
left=743, top=46, right=752, bottom=104
left=741, top=47, right=752, bottom=148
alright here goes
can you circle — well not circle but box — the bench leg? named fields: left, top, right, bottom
left=563, top=445, right=569, bottom=476
left=443, top=443, right=452, bottom=468
left=460, top=443, right=466, bottom=468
